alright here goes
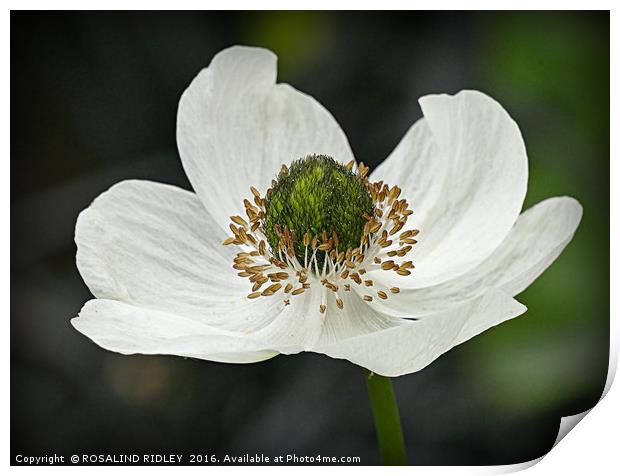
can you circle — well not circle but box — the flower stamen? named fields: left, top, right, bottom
left=223, top=158, right=420, bottom=312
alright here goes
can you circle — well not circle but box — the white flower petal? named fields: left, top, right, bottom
left=315, top=290, right=401, bottom=347
left=75, top=179, right=269, bottom=326
left=370, top=118, right=441, bottom=236
left=72, top=300, right=277, bottom=363
left=251, top=287, right=325, bottom=354
left=314, top=289, right=526, bottom=377
left=177, top=46, right=355, bottom=233
left=368, top=197, right=582, bottom=317
left=74, top=179, right=366, bottom=357
left=371, top=90, right=528, bottom=288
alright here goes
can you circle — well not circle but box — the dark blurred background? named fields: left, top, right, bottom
left=11, top=11, right=609, bottom=465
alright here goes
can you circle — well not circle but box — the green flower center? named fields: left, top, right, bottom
left=264, top=154, right=374, bottom=266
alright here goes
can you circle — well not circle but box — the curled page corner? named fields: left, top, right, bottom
left=487, top=344, right=618, bottom=474
left=483, top=408, right=598, bottom=475
left=480, top=456, right=544, bottom=475
left=550, top=346, right=618, bottom=448
left=553, top=410, right=591, bottom=447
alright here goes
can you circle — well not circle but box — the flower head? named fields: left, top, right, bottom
left=72, top=46, right=582, bottom=377
left=262, top=154, right=374, bottom=269
left=227, top=152, right=415, bottom=313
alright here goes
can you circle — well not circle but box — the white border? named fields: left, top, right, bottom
left=5, top=3, right=616, bottom=474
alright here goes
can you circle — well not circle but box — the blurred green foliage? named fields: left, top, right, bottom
left=468, top=12, right=609, bottom=415
left=242, top=11, right=333, bottom=76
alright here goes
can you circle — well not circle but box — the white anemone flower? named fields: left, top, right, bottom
left=72, top=46, right=582, bottom=377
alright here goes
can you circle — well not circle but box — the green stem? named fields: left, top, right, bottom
left=363, top=368, right=408, bottom=465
